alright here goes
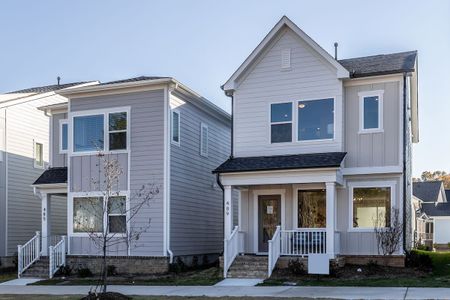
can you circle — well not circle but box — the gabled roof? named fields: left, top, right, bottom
left=6, top=82, right=91, bottom=94
left=421, top=202, right=450, bottom=217
left=413, top=181, right=444, bottom=202
left=213, top=152, right=346, bottom=174
left=32, top=167, right=67, bottom=185
left=445, top=190, right=450, bottom=202
left=339, top=51, right=417, bottom=78
left=222, top=16, right=349, bottom=92
left=98, top=76, right=169, bottom=86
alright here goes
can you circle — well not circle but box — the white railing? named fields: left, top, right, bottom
left=223, top=226, right=239, bottom=278
left=17, top=231, right=41, bottom=278
left=281, top=228, right=326, bottom=256
left=49, top=236, right=66, bottom=279
left=268, top=225, right=281, bottom=277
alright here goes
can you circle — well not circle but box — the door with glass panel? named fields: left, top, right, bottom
left=297, top=190, right=326, bottom=254
left=258, top=195, right=281, bottom=253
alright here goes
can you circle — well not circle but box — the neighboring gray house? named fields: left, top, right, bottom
left=24, top=76, right=231, bottom=277
left=214, top=16, right=419, bottom=278
left=0, top=81, right=96, bottom=267
left=412, top=181, right=450, bottom=248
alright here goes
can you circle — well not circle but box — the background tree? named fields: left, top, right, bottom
left=74, top=152, right=159, bottom=295
left=413, top=170, right=450, bottom=188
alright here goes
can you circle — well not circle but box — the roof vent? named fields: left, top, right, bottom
left=334, top=42, right=338, bottom=60
left=57, top=76, right=61, bottom=86
left=281, top=48, right=291, bottom=69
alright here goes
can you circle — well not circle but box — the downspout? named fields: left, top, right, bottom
left=402, top=73, right=407, bottom=253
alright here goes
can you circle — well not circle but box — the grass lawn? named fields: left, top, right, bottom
left=32, top=267, right=222, bottom=286
left=0, top=272, right=16, bottom=283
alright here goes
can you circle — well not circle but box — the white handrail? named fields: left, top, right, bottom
left=49, top=236, right=66, bottom=279
left=268, top=225, right=281, bottom=277
left=17, top=231, right=40, bottom=278
left=223, top=226, right=239, bottom=278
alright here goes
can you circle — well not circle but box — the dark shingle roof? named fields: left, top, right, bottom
left=445, top=190, right=450, bottom=202
left=99, top=76, right=169, bottom=86
left=33, top=167, right=67, bottom=185
left=7, top=82, right=89, bottom=94
left=413, top=181, right=443, bottom=202
left=421, top=202, right=450, bottom=217
left=213, top=152, right=346, bottom=174
left=339, top=51, right=417, bottom=78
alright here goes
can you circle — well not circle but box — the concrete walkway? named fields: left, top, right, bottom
left=0, top=284, right=449, bottom=299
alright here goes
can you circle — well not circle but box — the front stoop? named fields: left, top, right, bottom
left=21, top=257, right=49, bottom=278
left=226, top=255, right=268, bottom=279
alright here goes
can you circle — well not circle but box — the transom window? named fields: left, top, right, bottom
left=297, top=98, right=334, bottom=141
left=359, top=91, right=383, bottom=132
left=60, top=120, right=68, bottom=153
left=34, top=141, right=44, bottom=168
left=270, top=102, right=292, bottom=143
left=352, top=186, right=391, bottom=229
left=297, top=190, right=326, bottom=228
left=72, top=109, right=128, bottom=153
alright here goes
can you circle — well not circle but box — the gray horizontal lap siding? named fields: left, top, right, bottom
left=169, top=93, right=231, bottom=256
left=0, top=110, right=5, bottom=256
left=69, top=90, right=165, bottom=256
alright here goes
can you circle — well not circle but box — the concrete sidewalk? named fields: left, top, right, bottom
left=0, top=284, right=449, bottom=299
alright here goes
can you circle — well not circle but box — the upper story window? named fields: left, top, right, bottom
left=270, top=102, right=292, bottom=143
left=359, top=90, right=384, bottom=133
left=298, top=98, right=334, bottom=141
left=34, top=141, right=44, bottom=168
left=200, top=123, right=209, bottom=157
left=72, top=108, right=129, bottom=154
left=60, top=120, right=68, bottom=153
left=171, top=110, right=180, bottom=145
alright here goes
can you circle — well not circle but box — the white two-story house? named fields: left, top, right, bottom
left=214, top=16, right=419, bottom=278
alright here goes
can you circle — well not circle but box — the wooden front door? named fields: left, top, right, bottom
left=258, top=194, right=281, bottom=253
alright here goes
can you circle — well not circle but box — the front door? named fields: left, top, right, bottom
left=258, top=195, right=281, bottom=253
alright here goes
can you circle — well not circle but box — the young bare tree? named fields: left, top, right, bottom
left=73, top=151, right=159, bottom=294
left=373, top=208, right=403, bottom=255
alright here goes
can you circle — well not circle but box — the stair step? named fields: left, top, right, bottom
left=226, top=255, right=270, bottom=279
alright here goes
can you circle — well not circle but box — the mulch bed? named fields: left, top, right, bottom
left=81, top=292, right=132, bottom=300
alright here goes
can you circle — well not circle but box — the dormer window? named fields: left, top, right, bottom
left=270, top=102, right=292, bottom=143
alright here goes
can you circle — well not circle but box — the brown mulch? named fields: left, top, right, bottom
left=80, top=292, right=132, bottom=300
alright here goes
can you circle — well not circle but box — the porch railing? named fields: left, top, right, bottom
left=223, top=226, right=239, bottom=278
left=17, top=231, right=40, bottom=278
left=268, top=225, right=281, bottom=277
left=281, top=228, right=326, bottom=256
left=49, top=236, right=66, bottom=279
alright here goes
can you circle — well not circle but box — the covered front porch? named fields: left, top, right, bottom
left=217, top=156, right=346, bottom=277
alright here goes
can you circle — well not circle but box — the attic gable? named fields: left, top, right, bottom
left=223, top=16, right=349, bottom=92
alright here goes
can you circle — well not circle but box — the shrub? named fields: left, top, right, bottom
left=447, top=242, right=450, bottom=249
left=365, top=260, right=380, bottom=275
left=406, top=250, right=433, bottom=271
left=288, top=259, right=305, bottom=275
left=77, top=267, right=93, bottom=278
left=169, top=257, right=187, bottom=274
left=191, top=256, right=199, bottom=269
left=107, top=265, right=117, bottom=276
left=416, top=244, right=430, bottom=251
left=57, top=265, right=72, bottom=277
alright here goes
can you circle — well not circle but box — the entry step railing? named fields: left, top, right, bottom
left=17, top=231, right=41, bottom=278
left=49, top=236, right=66, bottom=278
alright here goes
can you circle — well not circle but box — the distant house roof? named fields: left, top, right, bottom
left=213, top=152, right=346, bottom=174
left=6, top=82, right=90, bottom=94
left=339, top=51, right=417, bottom=78
left=421, top=202, right=450, bottom=217
left=33, top=167, right=67, bottom=185
left=413, top=181, right=443, bottom=202
left=98, top=76, right=169, bottom=86
left=445, top=190, right=450, bottom=202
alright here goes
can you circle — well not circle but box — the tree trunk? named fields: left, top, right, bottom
left=102, top=236, right=107, bottom=293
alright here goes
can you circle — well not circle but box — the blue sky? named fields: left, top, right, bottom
left=0, top=0, right=449, bottom=177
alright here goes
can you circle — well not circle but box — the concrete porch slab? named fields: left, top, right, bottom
left=214, top=278, right=264, bottom=286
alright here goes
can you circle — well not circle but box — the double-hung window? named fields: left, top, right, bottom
left=108, top=196, right=127, bottom=233
left=60, top=120, right=68, bottom=153
left=359, top=91, right=383, bottom=133
left=270, top=102, right=292, bottom=143
left=297, top=98, right=334, bottom=141
left=200, top=123, right=208, bottom=157
left=34, top=141, right=44, bottom=168
left=351, top=184, right=392, bottom=229
left=171, top=110, right=180, bottom=145
left=108, top=112, right=127, bottom=150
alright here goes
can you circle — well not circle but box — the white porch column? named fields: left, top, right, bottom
left=325, top=182, right=336, bottom=258
left=41, top=193, right=51, bottom=256
left=224, top=185, right=233, bottom=239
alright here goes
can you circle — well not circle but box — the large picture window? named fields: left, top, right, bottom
left=73, top=114, right=104, bottom=152
left=270, top=102, right=292, bottom=143
left=73, top=197, right=103, bottom=233
left=297, top=190, right=326, bottom=228
left=297, top=98, right=334, bottom=141
left=352, top=187, right=391, bottom=228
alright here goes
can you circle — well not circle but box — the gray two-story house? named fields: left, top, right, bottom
left=24, top=76, right=231, bottom=277
left=214, top=16, right=419, bottom=278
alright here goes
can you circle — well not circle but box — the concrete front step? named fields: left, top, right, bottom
left=227, top=255, right=269, bottom=279
left=21, top=257, right=50, bottom=278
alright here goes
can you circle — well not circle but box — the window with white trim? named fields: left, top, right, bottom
left=73, top=196, right=103, bottom=233
left=297, top=98, right=334, bottom=141
left=108, top=196, right=127, bottom=233
left=200, top=123, right=208, bottom=157
left=60, top=120, right=68, bottom=153
left=352, top=187, right=391, bottom=229
left=359, top=91, right=383, bottom=132
left=34, top=141, right=44, bottom=168
left=108, top=112, right=127, bottom=150
left=171, top=110, right=180, bottom=145
left=270, top=102, right=292, bottom=143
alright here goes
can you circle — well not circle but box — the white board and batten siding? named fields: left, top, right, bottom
left=68, top=90, right=165, bottom=256
left=233, top=28, right=344, bottom=157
